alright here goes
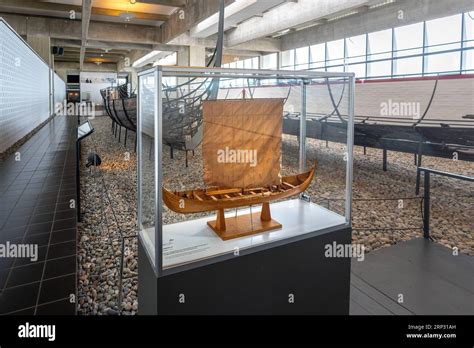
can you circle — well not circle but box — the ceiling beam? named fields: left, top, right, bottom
left=0, top=1, right=169, bottom=22
left=169, top=32, right=280, bottom=52
left=80, top=0, right=92, bottom=70
left=136, top=0, right=186, bottom=7
left=225, top=0, right=369, bottom=47
left=53, top=39, right=155, bottom=52
left=161, top=0, right=234, bottom=43
left=1, top=13, right=162, bottom=45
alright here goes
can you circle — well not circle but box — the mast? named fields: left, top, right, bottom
left=209, top=0, right=225, bottom=100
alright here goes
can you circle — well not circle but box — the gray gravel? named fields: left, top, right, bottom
left=77, top=116, right=473, bottom=315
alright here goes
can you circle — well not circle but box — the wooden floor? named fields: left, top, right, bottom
left=350, top=237, right=474, bottom=315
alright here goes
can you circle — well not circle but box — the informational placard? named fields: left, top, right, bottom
left=77, top=120, right=94, bottom=141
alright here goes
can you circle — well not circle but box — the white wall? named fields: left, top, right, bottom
left=53, top=73, right=66, bottom=108
left=0, top=19, right=51, bottom=153
left=80, top=71, right=117, bottom=105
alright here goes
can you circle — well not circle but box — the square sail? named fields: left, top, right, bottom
left=202, top=98, right=283, bottom=188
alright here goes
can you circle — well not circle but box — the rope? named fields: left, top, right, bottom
left=413, top=74, right=439, bottom=127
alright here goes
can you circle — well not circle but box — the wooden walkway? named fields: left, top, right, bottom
left=350, top=237, right=474, bottom=315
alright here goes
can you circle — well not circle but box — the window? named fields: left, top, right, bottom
left=281, top=49, right=295, bottom=70
left=262, top=53, right=277, bottom=69
left=219, top=12, right=471, bottom=80
left=426, top=14, right=462, bottom=53
left=394, top=22, right=423, bottom=57
left=346, top=35, right=366, bottom=63
left=396, top=56, right=423, bottom=76
left=295, top=46, right=309, bottom=70
left=346, top=35, right=366, bottom=77
left=309, top=43, right=325, bottom=70
left=367, top=29, right=392, bottom=78
left=243, top=58, right=253, bottom=69
left=326, top=39, right=345, bottom=72
left=347, top=63, right=366, bottom=78
left=464, top=50, right=474, bottom=71
left=368, top=29, right=392, bottom=59
left=426, top=52, right=461, bottom=74
left=465, top=11, right=474, bottom=45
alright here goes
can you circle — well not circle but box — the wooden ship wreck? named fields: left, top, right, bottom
left=162, top=98, right=316, bottom=240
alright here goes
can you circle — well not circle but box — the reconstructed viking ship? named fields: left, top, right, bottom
left=162, top=98, right=316, bottom=240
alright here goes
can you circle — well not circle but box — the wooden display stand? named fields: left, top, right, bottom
left=207, top=202, right=282, bottom=240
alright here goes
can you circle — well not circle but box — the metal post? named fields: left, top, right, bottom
left=345, top=75, right=355, bottom=224
left=76, top=140, right=81, bottom=222
left=155, top=67, right=163, bottom=276
left=423, top=171, right=430, bottom=239
left=415, top=143, right=423, bottom=193
left=382, top=149, right=387, bottom=171
left=415, top=168, right=420, bottom=195
left=299, top=80, right=307, bottom=172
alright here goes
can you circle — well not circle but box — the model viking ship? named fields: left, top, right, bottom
left=162, top=98, right=316, bottom=240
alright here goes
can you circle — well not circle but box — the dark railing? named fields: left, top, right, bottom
left=416, top=167, right=474, bottom=239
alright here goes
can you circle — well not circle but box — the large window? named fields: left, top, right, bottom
left=367, top=29, right=392, bottom=78
left=393, top=22, right=423, bottom=76
left=326, top=39, right=345, bottom=72
left=262, top=53, right=277, bottom=69
left=309, top=43, right=325, bottom=70
left=394, top=22, right=424, bottom=57
left=224, top=11, right=472, bottom=82
left=295, top=46, right=309, bottom=70
left=426, top=14, right=462, bottom=53
left=464, top=12, right=474, bottom=71
left=346, top=34, right=366, bottom=77
left=281, top=49, right=295, bottom=70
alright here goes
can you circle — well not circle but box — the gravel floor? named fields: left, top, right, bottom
left=77, top=116, right=138, bottom=315
left=77, top=116, right=473, bottom=314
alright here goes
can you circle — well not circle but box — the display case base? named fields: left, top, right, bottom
left=139, top=223, right=351, bottom=315
left=207, top=210, right=282, bottom=240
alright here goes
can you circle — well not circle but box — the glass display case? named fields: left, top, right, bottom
left=138, top=66, right=354, bottom=276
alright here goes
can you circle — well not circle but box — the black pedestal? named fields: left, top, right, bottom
left=139, top=226, right=351, bottom=315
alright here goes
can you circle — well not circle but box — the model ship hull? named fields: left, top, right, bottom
left=162, top=164, right=316, bottom=214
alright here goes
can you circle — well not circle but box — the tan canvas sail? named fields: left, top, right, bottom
left=202, top=98, right=283, bottom=188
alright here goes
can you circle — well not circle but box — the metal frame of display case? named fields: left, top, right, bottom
left=137, top=66, right=355, bottom=277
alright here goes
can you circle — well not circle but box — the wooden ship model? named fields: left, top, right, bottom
left=162, top=98, right=316, bottom=240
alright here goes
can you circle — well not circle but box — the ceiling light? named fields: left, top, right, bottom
left=129, top=0, right=137, bottom=4
left=132, top=50, right=163, bottom=68
left=271, top=28, right=292, bottom=38
left=369, top=0, right=395, bottom=9
left=95, top=61, right=102, bottom=65
left=327, top=10, right=359, bottom=22
left=120, top=13, right=135, bottom=22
